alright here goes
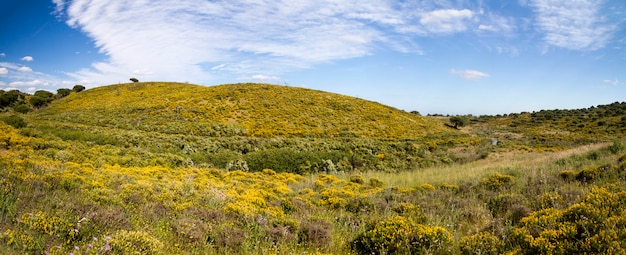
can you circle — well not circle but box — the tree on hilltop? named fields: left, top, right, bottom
left=130, top=78, right=139, bottom=83
left=72, top=85, right=86, bottom=92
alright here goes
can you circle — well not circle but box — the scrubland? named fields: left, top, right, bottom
left=1, top=83, right=625, bottom=254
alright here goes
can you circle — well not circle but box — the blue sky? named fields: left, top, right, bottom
left=1, top=0, right=625, bottom=115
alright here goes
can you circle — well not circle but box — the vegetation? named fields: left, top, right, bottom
left=1, top=82, right=625, bottom=254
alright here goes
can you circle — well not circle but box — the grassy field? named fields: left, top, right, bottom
left=1, top=83, right=626, bottom=254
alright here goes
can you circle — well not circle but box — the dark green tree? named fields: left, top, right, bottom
left=130, top=78, right=139, bottom=83
left=449, top=116, right=469, bottom=129
left=72, top=85, right=86, bottom=92
left=57, top=88, right=72, bottom=98
left=34, top=90, right=54, bottom=99
left=29, top=96, right=49, bottom=108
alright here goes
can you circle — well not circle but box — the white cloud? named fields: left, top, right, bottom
left=21, top=56, right=34, bottom=62
left=531, top=0, right=615, bottom=50
left=0, top=67, right=7, bottom=75
left=51, top=0, right=499, bottom=85
left=603, top=79, right=619, bottom=86
left=0, top=53, right=5, bottom=57
left=419, top=9, right=475, bottom=33
left=9, top=80, right=48, bottom=87
left=450, top=69, right=490, bottom=80
left=249, top=74, right=281, bottom=82
left=18, top=66, right=32, bottom=72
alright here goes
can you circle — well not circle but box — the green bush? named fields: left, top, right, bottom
left=1, top=115, right=26, bottom=128
left=13, top=104, right=31, bottom=113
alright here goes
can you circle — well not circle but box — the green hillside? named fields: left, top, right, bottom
left=32, top=82, right=447, bottom=138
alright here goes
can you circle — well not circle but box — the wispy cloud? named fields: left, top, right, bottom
left=18, top=66, right=32, bottom=72
left=450, top=69, right=490, bottom=80
left=21, top=56, right=34, bottom=61
left=50, top=0, right=523, bottom=86
left=0, top=62, right=67, bottom=90
left=0, top=53, right=5, bottom=58
left=603, top=79, right=619, bottom=86
left=419, top=9, right=475, bottom=33
left=531, top=0, right=615, bottom=50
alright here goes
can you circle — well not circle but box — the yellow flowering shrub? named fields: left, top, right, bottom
left=351, top=216, right=452, bottom=254
left=480, top=173, right=515, bottom=191
left=511, top=188, right=626, bottom=254
left=459, top=232, right=501, bottom=255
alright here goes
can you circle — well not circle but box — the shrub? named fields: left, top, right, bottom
left=1, top=115, right=26, bottom=128
left=349, top=175, right=365, bottom=184
left=299, top=220, right=332, bottom=249
left=13, top=104, right=31, bottom=113
left=575, top=167, right=601, bottom=183
left=418, top=183, right=436, bottom=191
left=109, top=230, right=164, bottom=255
left=559, top=170, right=576, bottom=182
left=459, top=232, right=501, bottom=255
left=352, top=216, right=452, bottom=255
left=480, top=173, right=515, bottom=191
left=369, top=178, right=384, bottom=188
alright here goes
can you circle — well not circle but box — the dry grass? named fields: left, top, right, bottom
left=354, top=143, right=611, bottom=188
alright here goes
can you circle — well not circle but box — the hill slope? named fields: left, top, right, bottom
left=32, top=82, right=448, bottom=138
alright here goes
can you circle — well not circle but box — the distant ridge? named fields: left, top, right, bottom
left=32, top=82, right=450, bottom=138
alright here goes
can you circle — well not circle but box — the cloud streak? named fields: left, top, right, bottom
left=531, top=0, right=615, bottom=50
left=450, top=69, right=490, bottom=80
left=51, top=0, right=524, bottom=86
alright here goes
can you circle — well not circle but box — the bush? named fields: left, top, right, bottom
left=559, top=170, right=576, bottom=182
left=352, top=216, right=452, bottom=254
left=369, top=178, right=384, bottom=188
left=480, top=173, right=515, bottom=191
left=575, top=167, right=601, bottom=183
left=109, top=230, right=164, bottom=255
left=13, top=104, right=31, bottom=113
left=1, top=115, right=26, bottom=128
left=459, top=232, right=501, bottom=255
left=299, top=220, right=332, bottom=249
left=349, top=175, right=365, bottom=184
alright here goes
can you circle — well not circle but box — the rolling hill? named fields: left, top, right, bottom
left=32, top=82, right=449, bottom=138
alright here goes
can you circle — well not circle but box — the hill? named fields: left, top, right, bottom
left=2, top=83, right=626, bottom=254
left=32, top=82, right=447, bottom=138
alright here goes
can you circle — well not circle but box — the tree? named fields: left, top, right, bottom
left=57, top=88, right=72, bottom=98
left=130, top=78, right=139, bottom=83
left=72, top=85, right=86, bottom=92
left=449, top=116, right=469, bottom=129
left=34, top=90, right=54, bottom=99
left=29, top=96, right=49, bottom=108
